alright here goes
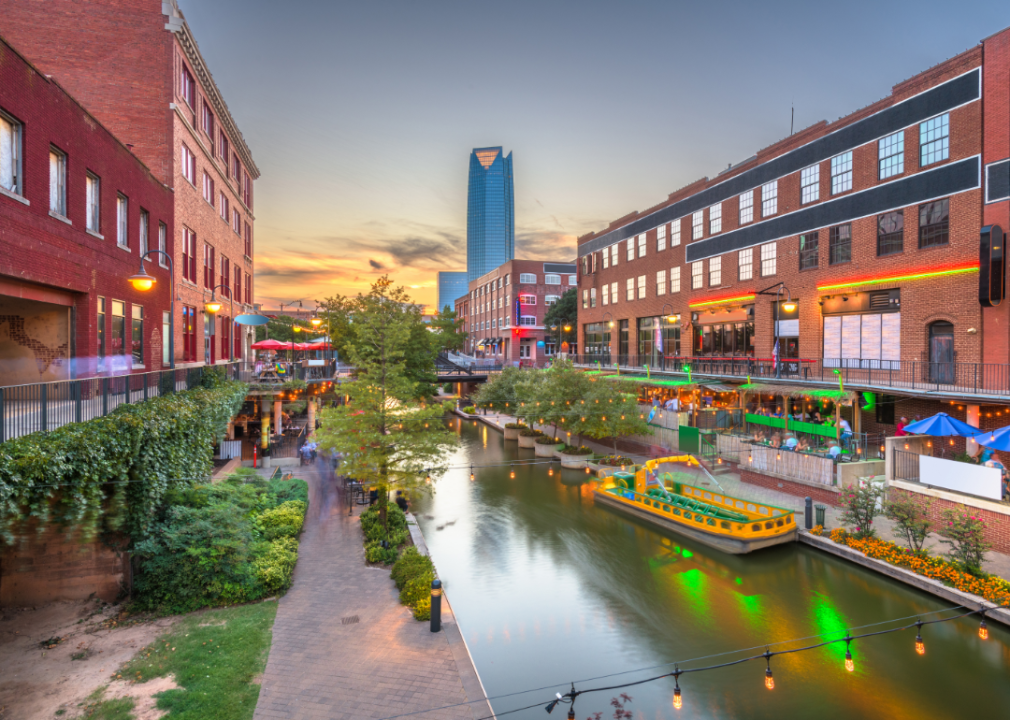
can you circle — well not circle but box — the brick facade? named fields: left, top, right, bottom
left=740, top=469, right=841, bottom=506
left=889, top=486, right=1010, bottom=554
left=0, top=38, right=173, bottom=382
left=0, top=0, right=260, bottom=369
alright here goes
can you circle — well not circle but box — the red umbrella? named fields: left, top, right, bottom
left=295, top=342, right=312, bottom=351
left=251, top=339, right=290, bottom=350
left=307, top=340, right=332, bottom=349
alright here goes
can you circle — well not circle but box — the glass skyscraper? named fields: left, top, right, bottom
left=437, top=271, right=469, bottom=313
left=467, top=147, right=514, bottom=281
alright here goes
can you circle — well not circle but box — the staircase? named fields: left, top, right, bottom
left=698, top=431, right=733, bottom=476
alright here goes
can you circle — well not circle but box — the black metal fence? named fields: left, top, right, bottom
left=271, top=425, right=307, bottom=459
left=892, top=449, right=922, bottom=482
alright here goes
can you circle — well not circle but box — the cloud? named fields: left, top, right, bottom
left=368, top=259, right=386, bottom=270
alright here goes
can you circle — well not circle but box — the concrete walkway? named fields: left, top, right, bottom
left=253, top=464, right=490, bottom=720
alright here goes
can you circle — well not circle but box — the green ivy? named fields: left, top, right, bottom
left=0, top=381, right=248, bottom=546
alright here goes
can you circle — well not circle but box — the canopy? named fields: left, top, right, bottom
left=235, top=313, right=271, bottom=326
left=306, top=340, right=332, bottom=349
left=251, top=339, right=292, bottom=350
left=903, top=412, right=979, bottom=437
left=738, top=382, right=858, bottom=403
left=972, top=425, right=1010, bottom=451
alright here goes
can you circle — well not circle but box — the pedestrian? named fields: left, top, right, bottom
left=896, top=416, right=908, bottom=436
left=395, top=490, right=409, bottom=513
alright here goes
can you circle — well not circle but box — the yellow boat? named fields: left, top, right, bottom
left=593, top=455, right=797, bottom=554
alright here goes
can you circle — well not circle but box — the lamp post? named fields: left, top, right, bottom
left=204, top=284, right=235, bottom=361
left=127, top=250, right=174, bottom=369
left=757, top=282, right=795, bottom=379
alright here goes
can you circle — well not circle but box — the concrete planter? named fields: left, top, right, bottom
left=588, top=462, right=637, bottom=477
left=518, top=434, right=542, bottom=448
left=504, top=427, right=524, bottom=440
left=560, top=452, right=593, bottom=469
left=535, top=440, right=564, bottom=457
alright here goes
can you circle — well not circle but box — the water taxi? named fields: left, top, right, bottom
left=593, top=455, right=797, bottom=554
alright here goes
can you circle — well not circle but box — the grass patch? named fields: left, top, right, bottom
left=118, top=601, right=277, bottom=720
left=81, top=688, right=135, bottom=720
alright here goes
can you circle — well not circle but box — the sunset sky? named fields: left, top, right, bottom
left=180, top=0, right=1008, bottom=312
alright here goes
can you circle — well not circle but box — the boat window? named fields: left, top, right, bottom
left=765, top=522, right=775, bottom=530
left=759, top=507, right=770, bottom=515
left=747, top=504, right=757, bottom=512
left=695, top=515, right=704, bottom=523
left=703, top=493, right=712, bottom=500
left=673, top=509, right=681, bottom=516
left=663, top=505, right=671, bottom=512
left=776, top=520, right=784, bottom=527
left=752, top=524, right=761, bottom=532
left=684, top=512, right=692, bottom=520
left=707, top=518, right=716, bottom=526
left=713, top=495, right=723, bottom=503
left=720, top=521, right=731, bottom=529
left=736, top=501, right=746, bottom=509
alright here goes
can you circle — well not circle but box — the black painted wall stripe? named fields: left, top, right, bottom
left=684, top=156, right=980, bottom=263
left=544, top=263, right=577, bottom=274
left=988, top=160, right=1010, bottom=203
left=580, top=67, right=981, bottom=257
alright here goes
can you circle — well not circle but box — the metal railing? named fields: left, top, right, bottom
left=0, top=363, right=241, bottom=442
left=571, top=354, right=1010, bottom=398
left=892, top=449, right=922, bottom=482
left=270, top=425, right=307, bottom=459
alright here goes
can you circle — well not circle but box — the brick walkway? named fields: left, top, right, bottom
left=253, top=465, right=490, bottom=720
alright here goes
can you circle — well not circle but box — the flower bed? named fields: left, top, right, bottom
left=596, top=455, right=635, bottom=467
left=810, top=526, right=1010, bottom=606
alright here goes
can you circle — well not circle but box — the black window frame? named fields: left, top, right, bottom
left=877, top=210, right=904, bottom=256
left=918, top=198, right=950, bottom=249
left=798, top=232, right=819, bottom=271
left=829, top=224, right=852, bottom=265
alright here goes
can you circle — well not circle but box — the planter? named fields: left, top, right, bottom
left=535, top=441, right=564, bottom=457
left=518, top=434, right=542, bottom=449
left=504, top=427, right=523, bottom=440
left=560, top=452, right=593, bottom=469
left=589, top=462, right=637, bottom=477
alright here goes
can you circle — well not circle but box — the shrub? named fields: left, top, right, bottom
left=391, top=547, right=432, bottom=589
left=504, top=422, right=527, bottom=429
left=442, top=383, right=454, bottom=393
left=519, top=428, right=544, bottom=437
left=258, top=501, right=307, bottom=540
left=938, top=509, right=991, bottom=574
left=535, top=435, right=561, bottom=444
left=883, top=495, right=932, bottom=553
left=461, top=406, right=476, bottom=414
left=254, top=537, right=299, bottom=593
left=389, top=545, right=436, bottom=619
left=561, top=445, right=593, bottom=455
left=838, top=483, right=884, bottom=539
left=597, top=455, right=634, bottom=467
left=360, top=502, right=409, bottom=564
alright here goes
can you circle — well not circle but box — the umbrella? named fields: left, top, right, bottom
left=307, top=340, right=332, bottom=349
left=902, top=412, right=979, bottom=437
left=251, top=339, right=290, bottom=350
left=971, top=425, right=1010, bottom=451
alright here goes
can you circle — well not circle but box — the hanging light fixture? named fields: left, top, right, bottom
left=470, top=465, right=475, bottom=482
left=672, top=669, right=682, bottom=710
left=584, top=465, right=590, bottom=474
left=915, top=621, right=925, bottom=655
left=979, top=615, right=989, bottom=640
left=764, top=653, right=775, bottom=690
left=425, top=470, right=432, bottom=483
left=510, top=464, right=516, bottom=479
left=548, top=465, right=554, bottom=477
left=844, top=637, right=854, bottom=672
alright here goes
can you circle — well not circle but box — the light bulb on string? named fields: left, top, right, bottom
left=844, top=637, right=854, bottom=672
left=764, top=668, right=774, bottom=690
left=672, top=670, right=682, bottom=710
left=469, top=465, right=475, bottom=482
left=510, top=464, right=515, bottom=479
left=425, top=470, right=432, bottom=484
left=585, top=466, right=590, bottom=474
left=548, top=465, right=554, bottom=477
left=915, top=621, right=925, bottom=655
left=979, top=616, right=989, bottom=640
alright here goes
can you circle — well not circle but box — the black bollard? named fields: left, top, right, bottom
left=804, top=496, right=813, bottom=530
left=430, top=579, right=442, bottom=632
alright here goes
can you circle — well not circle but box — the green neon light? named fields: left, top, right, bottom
left=817, top=264, right=978, bottom=291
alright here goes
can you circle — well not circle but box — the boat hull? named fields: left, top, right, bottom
left=594, top=490, right=797, bottom=555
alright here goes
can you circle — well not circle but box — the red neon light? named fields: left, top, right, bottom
left=816, top=262, right=980, bottom=291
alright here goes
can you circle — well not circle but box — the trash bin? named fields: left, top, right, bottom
left=815, top=504, right=827, bottom=528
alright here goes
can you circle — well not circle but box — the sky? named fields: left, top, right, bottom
left=179, top=0, right=1008, bottom=312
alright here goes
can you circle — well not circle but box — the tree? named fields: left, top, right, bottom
left=544, top=288, right=578, bottom=350
left=429, top=306, right=468, bottom=354
left=315, top=294, right=356, bottom=361
left=473, top=366, right=531, bottom=414
left=516, top=359, right=594, bottom=442
left=254, top=314, right=298, bottom=343
left=838, top=483, right=885, bottom=539
left=883, top=495, right=932, bottom=553
left=581, top=377, right=651, bottom=453
left=316, top=277, right=456, bottom=532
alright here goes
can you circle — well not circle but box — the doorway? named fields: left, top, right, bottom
left=928, top=322, right=954, bottom=384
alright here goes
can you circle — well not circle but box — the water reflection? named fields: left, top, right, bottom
left=413, top=421, right=1009, bottom=720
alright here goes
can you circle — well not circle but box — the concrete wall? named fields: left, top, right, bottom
left=0, top=297, right=71, bottom=385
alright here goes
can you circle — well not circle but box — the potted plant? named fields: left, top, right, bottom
left=588, top=454, right=636, bottom=476
left=518, top=427, right=545, bottom=448
left=504, top=422, right=527, bottom=441
left=534, top=434, right=565, bottom=457
left=559, top=444, right=594, bottom=469
left=460, top=405, right=477, bottom=416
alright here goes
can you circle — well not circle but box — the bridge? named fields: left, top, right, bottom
left=435, top=353, right=501, bottom=383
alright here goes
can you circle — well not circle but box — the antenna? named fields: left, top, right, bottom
left=790, top=103, right=794, bottom=135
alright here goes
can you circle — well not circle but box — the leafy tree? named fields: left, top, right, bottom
left=938, top=508, right=990, bottom=573
left=581, top=378, right=651, bottom=453
left=838, top=483, right=885, bottom=539
left=473, top=366, right=531, bottom=414
left=544, top=288, right=578, bottom=350
left=315, top=277, right=456, bottom=532
left=883, top=495, right=932, bottom=553
left=315, top=295, right=356, bottom=361
left=521, top=359, right=594, bottom=441
left=429, top=306, right=468, bottom=354
left=254, top=314, right=300, bottom=344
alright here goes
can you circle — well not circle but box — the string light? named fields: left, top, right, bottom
left=585, top=466, right=590, bottom=474
left=548, top=465, right=554, bottom=477
left=915, top=620, right=925, bottom=655
left=979, top=615, right=989, bottom=640
left=672, top=669, right=682, bottom=710
left=510, top=464, right=515, bottom=479
left=470, top=465, right=475, bottom=482
left=763, top=652, right=774, bottom=690
left=844, top=636, right=854, bottom=672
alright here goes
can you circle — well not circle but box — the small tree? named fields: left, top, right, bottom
left=838, top=483, right=884, bottom=539
left=938, top=509, right=990, bottom=574
left=429, top=306, right=468, bottom=353
left=582, top=378, right=651, bottom=454
left=544, top=288, right=578, bottom=348
left=883, top=494, right=932, bottom=553
left=473, top=366, right=531, bottom=414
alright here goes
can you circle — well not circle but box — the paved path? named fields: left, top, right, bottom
left=254, top=465, right=490, bottom=720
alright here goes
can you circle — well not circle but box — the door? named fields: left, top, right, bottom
left=928, top=322, right=954, bottom=384
left=781, top=337, right=800, bottom=376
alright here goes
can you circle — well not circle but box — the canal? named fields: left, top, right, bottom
left=412, top=419, right=1010, bottom=720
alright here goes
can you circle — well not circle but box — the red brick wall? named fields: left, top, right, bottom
left=889, top=486, right=1010, bottom=554
left=740, top=468, right=840, bottom=506
left=0, top=39, right=174, bottom=378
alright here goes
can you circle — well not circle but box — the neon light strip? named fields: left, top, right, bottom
left=817, top=264, right=979, bottom=291
left=688, top=294, right=756, bottom=308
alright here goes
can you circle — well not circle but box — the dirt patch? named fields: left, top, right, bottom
left=0, top=599, right=178, bottom=719
left=101, top=675, right=180, bottom=719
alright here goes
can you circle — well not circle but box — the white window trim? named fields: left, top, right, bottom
left=709, top=203, right=722, bottom=234
left=692, top=210, right=704, bottom=240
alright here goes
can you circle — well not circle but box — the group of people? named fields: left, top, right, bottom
left=752, top=430, right=845, bottom=459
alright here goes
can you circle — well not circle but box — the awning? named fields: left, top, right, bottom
left=701, top=383, right=739, bottom=393
left=738, top=382, right=858, bottom=402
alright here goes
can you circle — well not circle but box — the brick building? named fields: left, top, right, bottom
left=456, top=260, right=577, bottom=367
left=0, top=37, right=174, bottom=385
left=1, top=0, right=260, bottom=367
left=576, top=26, right=1010, bottom=434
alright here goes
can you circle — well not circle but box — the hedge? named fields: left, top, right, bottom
left=0, top=378, right=247, bottom=545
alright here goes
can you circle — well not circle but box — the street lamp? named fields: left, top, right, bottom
left=204, top=284, right=235, bottom=361
left=128, top=250, right=174, bottom=369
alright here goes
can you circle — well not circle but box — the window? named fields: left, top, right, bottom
left=626, top=278, right=634, bottom=301
left=739, top=191, right=753, bottom=225
left=656, top=270, right=667, bottom=296
left=602, top=248, right=609, bottom=269
left=610, top=281, right=618, bottom=303
left=591, top=287, right=597, bottom=307
left=692, top=261, right=704, bottom=289
left=219, top=131, right=229, bottom=163
left=158, top=222, right=168, bottom=267
left=243, top=171, right=252, bottom=208
left=738, top=248, right=753, bottom=281
left=611, top=245, right=619, bottom=266
left=568, top=274, right=576, bottom=284
left=638, top=233, right=647, bottom=258
left=0, top=111, right=22, bottom=196
left=202, top=101, right=215, bottom=150
left=519, top=294, right=536, bottom=305
left=879, top=131, right=904, bottom=179
left=97, top=297, right=106, bottom=368
left=877, top=211, right=904, bottom=256
left=920, top=114, right=949, bottom=167
left=657, top=225, right=667, bottom=252
left=221, top=255, right=230, bottom=291
left=232, top=154, right=241, bottom=182
left=709, top=203, right=722, bottom=234
left=829, top=224, right=852, bottom=265
left=670, top=267, right=681, bottom=294
left=709, top=256, right=721, bottom=286
left=801, top=165, right=820, bottom=204
left=49, top=147, right=66, bottom=215
left=602, top=284, right=609, bottom=305
left=234, top=266, right=242, bottom=306
left=823, top=312, right=901, bottom=369
left=117, top=194, right=129, bottom=248
left=219, top=191, right=228, bottom=220
left=233, top=208, right=241, bottom=234
left=131, top=305, right=144, bottom=365
left=761, top=181, right=777, bottom=217
left=627, top=238, right=635, bottom=261
left=582, top=289, right=589, bottom=309
left=671, top=219, right=681, bottom=247
left=181, top=144, right=196, bottom=185
left=519, top=316, right=537, bottom=326
left=182, top=228, right=197, bottom=283
left=86, top=173, right=100, bottom=232
left=760, top=242, right=777, bottom=276
left=245, top=273, right=251, bottom=304
left=244, top=222, right=252, bottom=257
left=692, top=211, right=704, bottom=240
left=581, top=256, right=590, bottom=275
left=180, top=65, right=195, bottom=107
left=519, top=273, right=536, bottom=284
left=139, top=209, right=149, bottom=258
left=203, top=244, right=215, bottom=289
left=182, top=305, right=197, bottom=362
left=919, top=199, right=949, bottom=248
left=545, top=294, right=560, bottom=305
left=544, top=273, right=561, bottom=284
left=203, top=172, right=214, bottom=203
left=491, top=318, right=496, bottom=328
left=637, top=275, right=646, bottom=299
left=831, top=151, right=852, bottom=194
left=799, top=232, right=819, bottom=270
left=111, top=300, right=126, bottom=356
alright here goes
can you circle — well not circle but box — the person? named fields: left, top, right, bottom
left=839, top=417, right=853, bottom=447
left=784, top=433, right=798, bottom=449
left=828, top=442, right=842, bottom=459
left=896, top=417, right=908, bottom=436
left=813, top=410, right=823, bottom=423
left=770, top=432, right=782, bottom=448
left=796, top=437, right=810, bottom=452
left=395, top=490, right=409, bottom=513
left=652, top=396, right=660, bottom=409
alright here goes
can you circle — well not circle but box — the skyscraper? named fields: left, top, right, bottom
left=437, top=271, right=469, bottom=313
left=467, top=147, right=514, bottom=281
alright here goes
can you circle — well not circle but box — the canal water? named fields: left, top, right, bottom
left=412, top=419, right=1010, bottom=720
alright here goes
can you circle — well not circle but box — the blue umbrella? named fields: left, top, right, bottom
left=902, top=412, right=979, bottom=437
left=971, top=425, right=1010, bottom=451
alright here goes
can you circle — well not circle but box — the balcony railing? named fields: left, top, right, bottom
left=571, top=354, right=1010, bottom=399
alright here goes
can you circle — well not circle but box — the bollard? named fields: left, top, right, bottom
left=804, top=497, right=813, bottom=530
left=430, top=579, right=442, bottom=633
left=815, top=504, right=827, bottom=529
